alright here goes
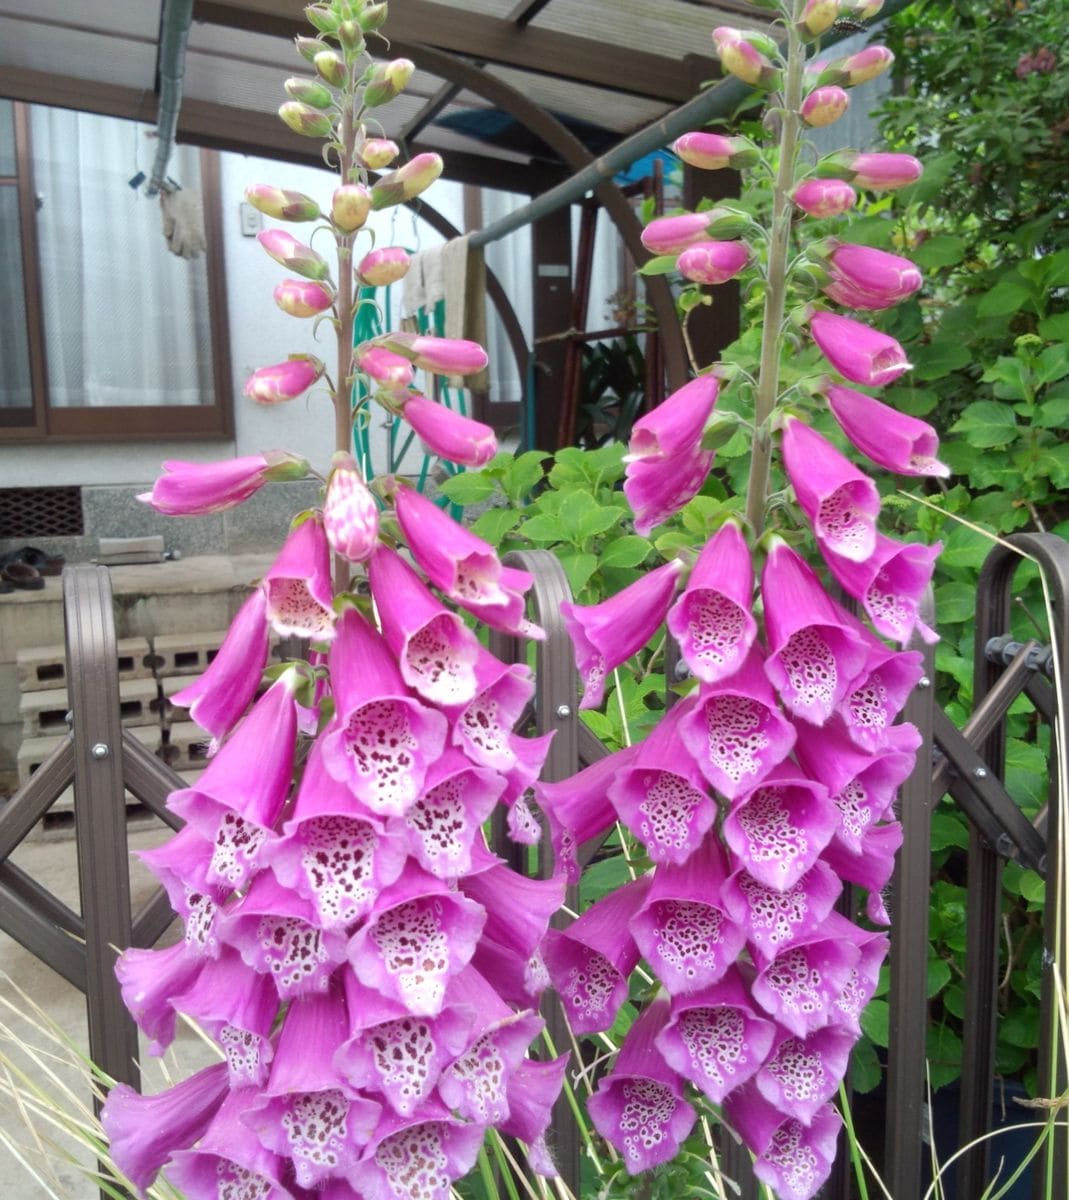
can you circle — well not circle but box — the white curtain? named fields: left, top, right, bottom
left=30, top=105, right=212, bottom=407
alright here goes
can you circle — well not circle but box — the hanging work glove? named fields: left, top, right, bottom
left=159, top=186, right=207, bottom=259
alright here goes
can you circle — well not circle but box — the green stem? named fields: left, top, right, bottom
left=744, top=4, right=806, bottom=537
left=838, top=1081, right=871, bottom=1200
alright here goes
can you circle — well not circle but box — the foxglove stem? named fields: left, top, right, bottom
left=745, top=1, right=805, bottom=537
left=333, top=87, right=357, bottom=594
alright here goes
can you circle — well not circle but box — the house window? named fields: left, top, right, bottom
left=0, top=100, right=232, bottom=442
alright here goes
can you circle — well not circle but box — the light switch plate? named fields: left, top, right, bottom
left=239, top=201, right=262, bottom=236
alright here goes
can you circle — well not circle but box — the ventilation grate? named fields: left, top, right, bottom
left=0, top=487, right=84, bottom=539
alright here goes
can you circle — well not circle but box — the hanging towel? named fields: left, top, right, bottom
left=441, top=235, right=488, bottom=392
left=401, top=249, right=427, bottom=317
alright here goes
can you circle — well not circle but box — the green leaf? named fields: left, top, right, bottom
left=929, top=811, right=970, bottom=853
left=600, top=535, right=653, bottom=569
left=638, top=254, right=679, bottom=276
left=912, top=234, right=967, bottom=270
left=576, top=505, right=627, bottom=542
left=860, top=998, right=889, bottom=1047
left=911, top=339, right=972, bottom=381
left=949, top=400, right=1018, bottom=448
left=976, top=280, right=1034, bottom=319
left=1036, top=342, right=1069, bottom=385
left=926, top=1025, right=964, bottom=1090
left=501, top=450, right=548, bottom=503
left=470, top=507, right=521, bottom=545
left=517, top=513, right=567, bottom=544
left=1018, top=869, right=1045, bottom=906
left=437, top=470, right=498, bottom=505
left=558, top=551, right=598, bottom=596
left=849, top=1036, right=883, bottom=1095
left=927, top=957, right=952, bottom=998
left=1037, top=311, right=1069, bottom=341
left=1005, top=739, right=1048, bottom=815
left=934, top=581, right=979, bottom=624
left=1036, top=393, right=1069, bottom=428
left=1000, top=1007, right=1039, bottom=1050
left=581, top=854, right=634, bottom=905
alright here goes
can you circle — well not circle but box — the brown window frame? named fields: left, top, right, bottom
left=0, top=102, right=233, bottom=444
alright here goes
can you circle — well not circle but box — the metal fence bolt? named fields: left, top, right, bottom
left=918, top=676, right=931, bottom=689
left=90, top=742, right=110, bottom=760
left=973, top=766, right=987, bottom=779
left=556, top=704, right=572, bottom=719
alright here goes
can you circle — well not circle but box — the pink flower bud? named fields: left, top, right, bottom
left=801, top=87, right=850, bottom=128
left=313, top=49, right=346, bottom=87
left=357, top=346, right=414, bottom=389
left=331, top=184, right=372, bottom=232
left=401, top=394, right=497, bottom=467
left=712, top=27, right=781, bottom=89
left=672, top=132, right=760, bottom=171
left=244, top=184, right=320, bottom=222
left=821, top=242, right=922, bottom=311
left=364, top=59, right=414, bottom=107
left=843, top=0, right=884, bottom=16
left=244, top=355, right=325, bottom=405
left=324, top=454, right=379, bottom=562
left=401, top=335, right=489, bottom=376
left=356, top=246, right=411, bottom=287
left=139, top=452, right=309, bottom=516
left=676, top=240, right=750, bottom=285
left=809, top=311, right=911, bottom=387
left=370, top=152, right=444, bottom=210
left=360, top=138, right=399, bottom=169
left=821, top=151, right=923, bottom=191
left=257, top=228, right=330, bottom=280
left=839, top=45, right=895, bottom=86
left=641, top=212, right=715, bottom=255
left=278, top=101, right=334, bottom=139
left=273, top=278, right=334, bottom=318
left=792, top=178, right=857, bottom=218
left=283, top=76, right=333, bottom=109
left=798, top=0, right=839, bottom=38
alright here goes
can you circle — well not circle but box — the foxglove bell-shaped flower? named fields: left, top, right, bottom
left=756, top=1025, right=855, bottom=1125
left=335, top=972, right=473, bottom=1117
left=723, top=859, right=842, bottom=962
left=624, top=447, right=716, bottom=537
left=588, top=995, right=697, bottom=1174
left=608, top=701, right=715, bottom=864
left=632, top=836, right=746, bottom=993
left=677, top=240, right=750, bottom=285
left=324, top=454, right=380, bottom=562
left=219, top=871, right=348, bottom=999
left=820, top=820, right=903, bottom=925
left=782, top=416, right=881, bottom=564
left=825, top=383, right=949, bottom=477
left=266, top=746, right=407, bottom=927
left=169, top=671, right=299, bottom=889
left=723, top=764, right=838, bottom=893
left=810, top=310, right=911, bottom=387
left=792, top=178, right=857, bottom=218
left=460, top=854, right=565, bottom=965
left=169, top=947, right=279, bottom=1087
left=101, top=1062, right=230, bottom=1194
left=114, top=941, right=201, bottom=1056
left=542, top=877, right=650, bottom=1034
left=627, top=374, right=720, bottom=461
left=139, top=451, right=308, bottom=515
left=840, top=639, right=924, bottom=751
left=498, top=1055, right=570, bottom=1175
left=724, top=1087, right=841, bottom=1200
left=761, top=540, right=870, bottom=726
left=562, top=558, right=685, bottom=709
left=667, top=518, right=756, bottom=683
left=138, top=825, right=226, bottom=957
left=321, top=608, right=448, bottom=816
left=438, top=1005, right=545, bottom=1125
left=678, top=648, right=798, bottom=800
left=821, top=242, right=923, bottom=310
left=370, top=546, right=480, bottom=706
left=442, top=646, right=534, bottom=773
left=347, top=862, right=486, bottom=1015
left=401, top=394, right=497, bottom=466
left=830, top=916, right=889, bottom=1033
left=751, top=921, right=861, bottom=1038
left=825, top=532, right=940, bottom=645
left=403, top=749, right=505, bottom=878
left=246, top=989, right=381, bottom=1189
left=263, top=514, right=336, bottom=640
left=655, top=967, right=777, bottom=1104
left=170, top=587, right=270, bottom=745
left=167, top=1089, right=298, bottom=1200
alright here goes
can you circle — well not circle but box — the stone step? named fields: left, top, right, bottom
left=16, top=637, right=153, bottom=692
left=161, top=720, right=213, bottom=772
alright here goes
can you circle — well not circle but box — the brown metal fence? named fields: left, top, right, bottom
left=0, top=535, right=1066, bottom=1199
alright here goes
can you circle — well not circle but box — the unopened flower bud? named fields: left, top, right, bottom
left=313, top=49, right=347, bottom=88
left=816, top=45, right=894, bottom=88
left=303, top=4, right=339, bottom=34
left=360, top=3, right=389, bottom=32
left=642, top=208, right=749, bottom=255
left=258, top=228, right=330, bottom=280
left=798, top=0, right=839, bottom=38
left=672, top=131, right=760, bottom=171
left=677, top=240, right=750, bottom=286
left=801, top=86, right=850, bottom=128
left=273, top=278, right=335, bottom=317
left=370, top=152, right=443, bottom=210
left=360, top=138, right=400, bottom=169
left=279, top=101, right=335, bottom=138
left=819, top=151, right=922, bottom=191
left=380, top=333, right=488, bottom=376
left=324, top=454, right=379, bottom=562
left=337, top=19, right=364, bottom=51
left=356, top=246, right=411, bottom=287
left=284, top=76, right=334, bottom=109
left=712, top=26, right=782, bottom=89
left=792, top=178, right=857, bottom=218
left=244, top=354, right=325, bottom=404
left=842, top=0, right=884, bottom=17
left=819, top=241, right=923, bottom=310
left=357, top=346, right=414, bottom=389
left=245, top=184, right=321, bottom=222
left=295, top=35, right=325, bottom=63
left=331, top=184, right=372, bottom=232
left=364, top=58, right=414, bottom=107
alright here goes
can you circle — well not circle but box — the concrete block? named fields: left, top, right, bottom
left=149, top=629, right=226, bottom=678
left=16, top=637, right=153, bottom=692
left=20, top=677, right=162, bottom=737
left=162, top=720, right=213, bottom=772
left=17, top=725, right=161, bottom=788
left=153, top=675, right=192, bottom=726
